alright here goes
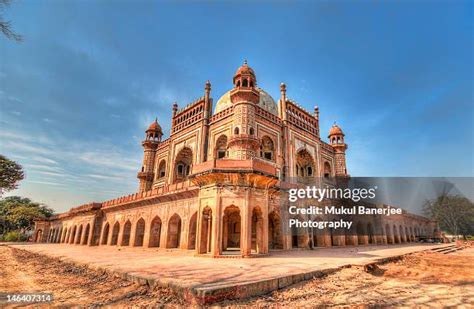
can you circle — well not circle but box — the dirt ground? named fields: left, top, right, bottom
left=0, top=245, right=473, bottom=308
left=0, top=246, right=185, bottom=307
left=223, top=248, right=474, bottom=308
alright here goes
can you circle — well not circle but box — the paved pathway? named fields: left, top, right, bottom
left=8, top=243, right=450, bottom=290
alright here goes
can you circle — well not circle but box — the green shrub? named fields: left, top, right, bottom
left=2, top=230, right=28, bottom=242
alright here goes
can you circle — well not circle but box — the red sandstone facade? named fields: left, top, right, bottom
left=34, top=63, right=438, bottom=256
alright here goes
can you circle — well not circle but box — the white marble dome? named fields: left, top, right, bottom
left=214, top=87, right=278, bottom=116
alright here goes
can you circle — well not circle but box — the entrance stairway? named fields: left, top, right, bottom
left=430, top=244, right=465, bottom=254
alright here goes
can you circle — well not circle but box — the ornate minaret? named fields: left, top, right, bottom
left=227, top=61, right=260, bottom=159
left=137, top=118, right=162, bottom=192
left=279, top=82, right=288, bottom=180
left=328, top=123, right=348, bottom=177
left=200, top=80, right=212, bottom=162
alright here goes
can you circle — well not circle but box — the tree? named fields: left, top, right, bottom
left=0, top=196, right=53, bottom=235
left=0, top=0, right=22, bottom=42
left=0, top=155, right=24, bottom=196
left=423, top=194, right=474, bottom=238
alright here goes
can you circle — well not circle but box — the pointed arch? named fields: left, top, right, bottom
left=268, top=211, right=283, bottom=249
left=121, top=220, right=132, bottom=246
left=166, top=214, right=182, bottom=248
left=134, top=218, right=146, bottom=246
left=76, top=225, right=83, bottom=244
left=393, top=225, right=399, bottom=243
left=356, top=222, right=366, bottom=245
left=62, top=227, right=68, bottom=243
left=101, top=223, right=110, bottom=245
left=83, top=224, right=90, bottom=245
left=149, top=216, right=162, bottom=248
left=35, top=229, right=43, bottom=242
left=385, top=223, right=393, bottom=244
left=323, top=162, right=332, bottom=178
left=367, top=223, right=375, bottom=244
left=158, top=160, right=166, bottom=179
left=215, top=135, right=228, bottom=159
left=260, top=136, right=275, bottom=161
left=188, top=212, right=198, bottom=249
left=111, top=222, right=120, bottom=245
left=174, top=147, right=193, bottom=183
left=69, top=226, right=77, bottom=244
left=399, top=225, right=404, bottom=242
left=296, top=148, right=315, bottom=183
left=222, top=205, right=241, bottom=252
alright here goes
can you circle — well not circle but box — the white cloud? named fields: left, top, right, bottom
left=86, top=173, right=122, bottom=180
left=78, top=150, right=139, bottom=172
left=28, top=180, right=66, bottom=187
left=24, top=163, right=64, bottom=172
left=33, top=170, right=65, bottom=177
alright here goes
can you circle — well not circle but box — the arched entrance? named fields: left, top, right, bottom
left=393, top=225, right=399, bottom=243
left=58, top=228, right=63, bottom=243
left=251, top=207, right=264, bottom=254
left=111, top=222, right=120, bottom=245
left=222, top=206, right=241, bottom=253
left=83, top=224, right=90, bottom=245
left=173, top=147, right=193, bottom=183
left=199, top=207, right=212, bottom=254
left=134, top=218, right=145, bottom=246
left=386, top=224, right=393, bottom=244
left=367, top=223, right=375, bottom=244
left=356, top=222, right=366, bottom=245
left=215, top=135, right=228, bottom=159
left=69, top=226, right=76, bottom=244
left=345, top=227, right=356, bottom=246
left=268, top=211, right=283, bottom=249
left=296, top=149, right=315, bottom=183
left=101, top=223, right=110, bottom=245
left=121, top=220, right=131, bottom=246
left=76, top=225, right=83, bottom=244
left=166, top=214, right=181, bottom=248
left=399, top=225, right=404, bottom=243
left=260, top=136, right=275, bottom=161
left=62, top=228, right=68, bottom=243
left=188, top=212, right=197, bottom=250
left=149, top=216, right=162, bottom=247
left=35, top=229, right=43, bottom=242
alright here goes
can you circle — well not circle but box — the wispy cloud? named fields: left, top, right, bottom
left=86, top=173, right=122, bottom=180
left=28, top=180, right=67, bottom=187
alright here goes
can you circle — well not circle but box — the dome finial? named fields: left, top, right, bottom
left=243, top=59, right=248, bottom=65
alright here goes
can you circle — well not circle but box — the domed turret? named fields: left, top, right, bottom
left=328, top=122, right=348, bottom=177
left=233, top=60, right=257, bottom=89
left=145, top=118, right=163, bottom=142
left=138, top=118, right=162, bottom=192
left=226, top=61, right=261, bottom=159
left=328, top=123, right=344, bottom=142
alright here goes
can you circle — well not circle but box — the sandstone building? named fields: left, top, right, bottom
left=34, top=62, right=438, bottom=256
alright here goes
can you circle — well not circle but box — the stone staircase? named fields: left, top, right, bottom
left=430, top=244, right=465, bottom=254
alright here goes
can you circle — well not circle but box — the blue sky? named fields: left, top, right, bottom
left=1, top=1, right=472, bottom=212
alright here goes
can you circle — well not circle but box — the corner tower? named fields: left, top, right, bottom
left=328, top=123, right=348, bottom=177
left=227, top=61, right=260, bottom=159
left=137, top=119, right=162, bottom=192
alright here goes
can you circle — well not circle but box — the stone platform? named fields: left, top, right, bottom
left=7, top=243, right=451, bottom=304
